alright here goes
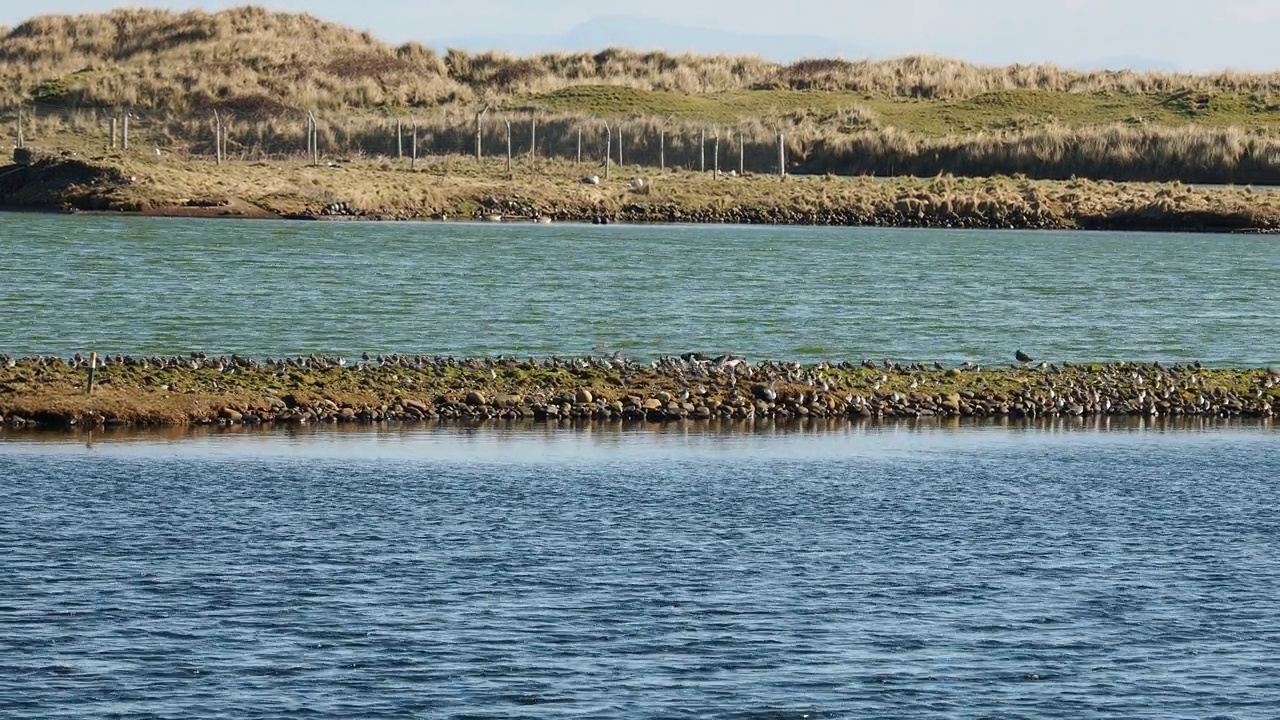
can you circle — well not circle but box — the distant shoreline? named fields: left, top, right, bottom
left=5, top=156, right=1280, bottom=233
left=4, top=202, right=1280, bottom=235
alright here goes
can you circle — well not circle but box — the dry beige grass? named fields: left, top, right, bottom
left=9, top=5, right=1280, bottom=117
left=8, top=6, right=1280, bottom=185
left=14, top=105, right=1280, bottom=186
left=15, top=152, right=1279, bottom=233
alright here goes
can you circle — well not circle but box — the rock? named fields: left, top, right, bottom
left=941, top=393, right=962, bottom=412
left=751, top=383, right=777, bottom=401
left=642, top=398, right=663, bottom=410
left=574, top=388, right=594, bottom=404
left=465, top=390, right=487, bottom=406
left=13, top=147, right=46, bottom=166
left=218, top=408, right=243, bottom=422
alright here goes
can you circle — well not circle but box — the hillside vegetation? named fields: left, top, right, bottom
left=5, top=6, right=1280, bottom=183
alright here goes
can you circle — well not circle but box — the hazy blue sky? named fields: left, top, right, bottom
left=3, top=0, right=1277, bottom=71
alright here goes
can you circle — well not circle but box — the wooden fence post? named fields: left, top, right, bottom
left=307, top=112, right=319, bottom=166
left=617, top=127, right=623, bottom=168
left=122, top=114, right=129, bottom=150
left=213, top=110, right=223, bottom=164
left=505, top=119, right=512, bottom=177
left=397, top=118, right=403, bottom=160
left=604, top=123, right=611, bottom=180
left=475, top=106, right=489, bottom=162
left=739, top=131, right=744, bottom=176
left=530, top=117, right=536, bottom=159
left=577, top=127, right=582, bottom=165
left=87, top=352, right=97, bottom=395
left=713, top=131, right=720, bottom=177
left=16, top=107, right=22, bottom=150
left=411, top=122, right=418, bottom=170
left=659, top=126, right=665, bottom=172
left=778, top=132, right=786, bottom=178
left=110, top=117, right=117, bottom=149
left=700, top=129, right=706, bottom=172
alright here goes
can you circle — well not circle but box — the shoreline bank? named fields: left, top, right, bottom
left=2, top=354, right=1275, bottom=430
left=6, top=156, right=1280, bottom=233
left=3, top=415, right=1272, bottom=442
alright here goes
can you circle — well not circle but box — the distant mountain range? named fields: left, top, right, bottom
left=432, top=15, right=874, bottom=63
left=431, top=15, right=1179, bottom=72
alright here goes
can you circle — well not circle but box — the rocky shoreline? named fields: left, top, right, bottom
left=1, top=353, right=1275, bottom=430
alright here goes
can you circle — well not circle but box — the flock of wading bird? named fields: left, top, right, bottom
left=1, top=349, right=1276, bottom=428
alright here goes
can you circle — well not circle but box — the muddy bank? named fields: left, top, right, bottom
left=0, top=157, right=281, bottom=219
left=1, top=353, right=1275, bottom=430
left=5, top=156, right=1280, bottom=232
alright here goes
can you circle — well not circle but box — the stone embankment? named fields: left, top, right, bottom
left=1, top=353, right=1275, bottom=430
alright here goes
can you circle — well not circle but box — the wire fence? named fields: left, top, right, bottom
left=1, top=101, right=793, bottom=176
left=8, top=101, right=1280, bottom=184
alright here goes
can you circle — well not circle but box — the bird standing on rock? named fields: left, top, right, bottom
left=1015, top=350, right=1033, bottom=364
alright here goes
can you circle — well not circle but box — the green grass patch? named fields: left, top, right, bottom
left=523, top=86, right=879, bottom=123
left=522, top=85, right=1280, bottom=135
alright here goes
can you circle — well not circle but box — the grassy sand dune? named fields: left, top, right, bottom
left=8, top=6, right=1280, bottom=112
left=7, top=7, right=1280, bottom=183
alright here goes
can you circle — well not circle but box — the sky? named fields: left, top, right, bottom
left=3, top=0, right=1278, bottom=71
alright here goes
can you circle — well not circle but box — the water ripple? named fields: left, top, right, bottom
left=1, top=428, right=1278, bottom=717
left=1, top=214, right=1276, bottom=365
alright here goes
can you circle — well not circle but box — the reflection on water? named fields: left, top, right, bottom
left=2, top=416, right=1274, bottom=463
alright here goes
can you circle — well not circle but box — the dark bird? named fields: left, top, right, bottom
left=1015, top=350, right=1033, bottom=364
left=933, top=361, right=945, bottom=371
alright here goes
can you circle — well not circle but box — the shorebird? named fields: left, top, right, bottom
left=1015, top=350, right=1033, bottom=364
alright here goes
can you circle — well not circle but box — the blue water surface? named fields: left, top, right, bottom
left=1, top=422, right=1277, bottom=718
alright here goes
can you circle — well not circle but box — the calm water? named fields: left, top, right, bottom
left=2, top=423, right=1278, bottom=718
left=1, top=213, right=1277, bottom=366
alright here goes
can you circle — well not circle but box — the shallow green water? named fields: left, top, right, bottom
left=1, top=213, right=1276, bottom=366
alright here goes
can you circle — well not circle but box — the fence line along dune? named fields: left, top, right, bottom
left=13, top=103, right=1280, bottom=185
left=8, top=6, right=1280, bottom=185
